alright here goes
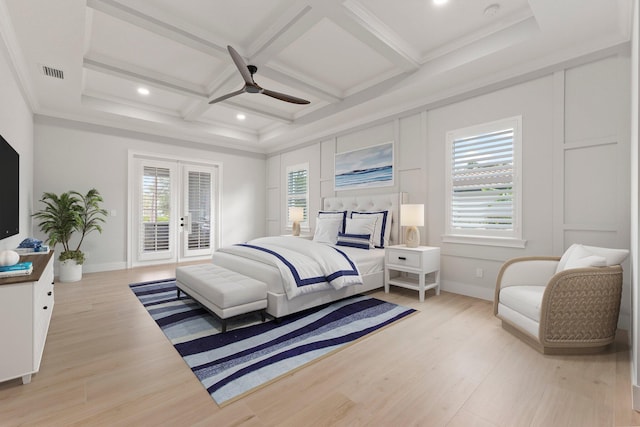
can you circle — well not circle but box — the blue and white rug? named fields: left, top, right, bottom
left=130, top=278, right=416, bottom=406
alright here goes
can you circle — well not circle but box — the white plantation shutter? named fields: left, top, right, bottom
left=286, top=163, right=309, bottom=224
left=187, top=171, right=211, bottom=250
left=451, top=129, right=514, bottom=230
left=445, top=117, right=523, bottom=244
left=141, top=166, right=171, bottom=252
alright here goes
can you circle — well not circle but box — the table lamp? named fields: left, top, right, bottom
left=289, top=206, right=304, bottom=236
left=400, top=204, right=424, bottom=248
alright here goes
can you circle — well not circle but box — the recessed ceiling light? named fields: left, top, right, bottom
left=433, top=0, right=448, bottom=5
left=137, top=87, right=150, bottom=96
left=236, top=113, right=246, bottom=121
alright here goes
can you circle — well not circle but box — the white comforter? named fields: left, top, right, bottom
left=217, top=236, right=362, bottom=300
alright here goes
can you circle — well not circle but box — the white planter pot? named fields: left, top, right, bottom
left=59, top=259, right=82, bottom=282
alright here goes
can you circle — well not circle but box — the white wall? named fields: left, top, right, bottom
left=33, top=118, right=266, bottom=273
left=0, top=29, right=33, bottom=251
left=630, top=0, right=640, bottom=411
left=268, top=54, right=631, bottom=327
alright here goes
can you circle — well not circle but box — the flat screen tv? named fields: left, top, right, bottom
left=0, top=134, right=19, bottom=240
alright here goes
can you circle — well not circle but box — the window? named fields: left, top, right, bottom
left=186, top=170, right=212, bottom=251
left=141, top=165, right=172, bottom=254
left=286, top=163, right=309, bottom=228
left=444, top=116, right=524, bottom=247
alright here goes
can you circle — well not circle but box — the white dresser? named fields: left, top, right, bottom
left=0, top=252, right=54, bottom=384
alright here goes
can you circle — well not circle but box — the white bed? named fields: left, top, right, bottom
left=211, top=192, right=407, bottom=318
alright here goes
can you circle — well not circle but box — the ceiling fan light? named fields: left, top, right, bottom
left=433, top=0, right=448, bottom=6
left=137, top=87, right=150, bottom=96
left=236, top=113, right=246, bottom=120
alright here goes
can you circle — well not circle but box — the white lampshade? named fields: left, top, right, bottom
left=289, top=206, right=304, bottom=222
left=400, top=204, right=424, bottom=227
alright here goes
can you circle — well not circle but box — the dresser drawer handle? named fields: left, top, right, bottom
left=47, top=291, right=52, bottom=296
left=43, top=306, right=48, bottom=310
left=398, top=256, right=407, bottom=260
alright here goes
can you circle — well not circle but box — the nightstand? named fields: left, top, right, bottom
left=384, top=245, right=440, bottom=302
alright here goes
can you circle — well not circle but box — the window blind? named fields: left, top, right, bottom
left=287, top=167, right=308, bottom=221
left=450, top=128, right=514, bottom=231
left=141, top=166, right=171, bottom=252
left=187, top=171, right=211, bottom=250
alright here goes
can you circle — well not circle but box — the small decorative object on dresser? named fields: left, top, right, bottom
left=385, top=244, right=440, bottom=302
left=400, top=204, right=424, bottom=248
left=0, top=249, right=19, bottom=266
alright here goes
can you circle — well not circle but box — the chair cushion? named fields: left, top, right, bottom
left=499, top=285, right=545, bottom=322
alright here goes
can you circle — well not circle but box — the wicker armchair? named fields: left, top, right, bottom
left=494, top=255, right=624, bottom=354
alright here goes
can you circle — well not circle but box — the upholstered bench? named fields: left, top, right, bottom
left=175, top=264, right=267, bottom=333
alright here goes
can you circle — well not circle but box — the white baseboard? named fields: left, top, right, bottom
left=619, top=311, right=631, bottom=332
left=633, top=384, right=640, bottom=411
left=441, top=280, right=494, bottom=301
left=81, top=262, right=127, bottom=274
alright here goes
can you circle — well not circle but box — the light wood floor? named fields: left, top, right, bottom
left=1, top=262, right=639, bottom=426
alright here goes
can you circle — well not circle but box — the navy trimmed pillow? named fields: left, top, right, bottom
left=350, top=211, right=391, bottom=248
left=318, top=210, right=347, bottom=233
left=336, top=232, right=371, bottom=250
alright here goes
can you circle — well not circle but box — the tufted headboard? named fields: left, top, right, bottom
left=322, top=192, right=408, bottom=246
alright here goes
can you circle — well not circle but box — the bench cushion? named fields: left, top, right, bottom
left=176, top=264, right=267, bottom=317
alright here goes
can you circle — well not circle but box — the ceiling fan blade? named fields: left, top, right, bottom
left=227, top=45, right=253, bottom=85
left=261, top=88, right=310, bottom=105
left=208, top=88, right=246, bottom=105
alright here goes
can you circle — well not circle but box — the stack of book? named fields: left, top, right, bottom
left=0, top=262, right=33, bottom=278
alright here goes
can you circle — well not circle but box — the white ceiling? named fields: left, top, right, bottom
left=0, top=0, right=633, bottom=154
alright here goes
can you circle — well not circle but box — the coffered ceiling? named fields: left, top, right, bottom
left=0, top=0, right=633, bottom=153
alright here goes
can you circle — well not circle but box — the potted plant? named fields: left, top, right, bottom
left=33, top=188, right=107, bottom=282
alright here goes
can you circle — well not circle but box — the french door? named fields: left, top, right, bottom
left=131, top=156, right=218, bottom=266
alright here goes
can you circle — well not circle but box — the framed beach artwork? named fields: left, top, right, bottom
left=335, top=141, right=394, bottom=191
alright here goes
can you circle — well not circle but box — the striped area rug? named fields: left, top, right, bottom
left=130, top=278, right=416, bottom=406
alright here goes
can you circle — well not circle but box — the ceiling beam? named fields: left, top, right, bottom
left=248, top=4, right=317, bottom=60
left=241, top=5, right=343, bottom=103
left=316, top=0, right=421, bottom=72
left=224, top=100, right=293, bottom=124
left=86, top=0, right=227, bottom=58
left=290, top=70, right=415, bottom=126
left=83, top=55, right=208, bottom=99
left=257, top=66, right=341, bottom=104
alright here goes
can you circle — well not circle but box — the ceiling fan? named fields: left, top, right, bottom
left=209, top=45, right=310, bottom=106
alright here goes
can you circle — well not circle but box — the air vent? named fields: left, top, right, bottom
left=42, top=65, right=64, bottom=80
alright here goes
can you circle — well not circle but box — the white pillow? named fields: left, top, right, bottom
left=563, top=245, right=606, bottom=270
left=344, top=217, right=378, bottom=249
left=581, top=244, right=629, bottom=266
left=317, top=210, right=347, bottom=233
left=558, top=243, right=629, bottom=272
left=351, top=211, right=392, bottom=248
left=556, top=243, right=580, bottom=273
left=313, top=217, right=343, bottom=244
